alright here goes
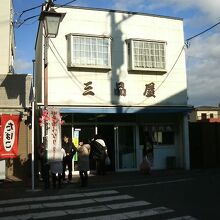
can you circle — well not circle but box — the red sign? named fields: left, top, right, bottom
left=0, top=115, right=20, bottom=158
left=209, top=118, right=220, bottom=123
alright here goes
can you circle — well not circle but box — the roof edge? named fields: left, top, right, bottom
left=54, top=4, right=183, bottom=21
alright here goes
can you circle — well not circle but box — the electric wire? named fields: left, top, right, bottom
left=49, top=36, right=185, bottom=107
left=21, top=19, right=39, bottom=26
left=17, top=15, right=39, bottom=28
left=48, top=38, right=87, bottom=91
left=185, top=20, right=220, bottom=46
left=125, top=44, right=186, bottom=110
left=15, top=0, right=76, bottom=28
left=16, top=0, right=58, bottom=19
left=48, top=38, right=111, bottom=103
left=54, top=0, right=78, bottom=9
left=14, top=2, right=219, bottom=106
left=17, top=4, right=42, bottom=20
left=155, top=45, right=185, bottom=93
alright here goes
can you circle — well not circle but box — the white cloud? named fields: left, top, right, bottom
left=112, top=0, right=220, bottom=24
left=186, top=33, right=220, bottom=106
left=147, top=0, right=220, bottom=21
left=186, top=0, right=220, bottom=21
left=112, top=0, right=148, bottom=11
left=14, top=58, right=32, bottom=73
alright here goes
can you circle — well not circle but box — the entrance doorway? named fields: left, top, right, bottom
left=97, top=125, right=115, bottom=171
left=115, top=126, right=136, bottom=171
left=62, top=124, right=137, bottom=172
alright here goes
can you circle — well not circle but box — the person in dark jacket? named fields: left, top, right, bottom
left=62, top=135, right=76, bottom=182
left=143, top=131, right=154, bottom=169
left=90, top=134, right=108, bottom=175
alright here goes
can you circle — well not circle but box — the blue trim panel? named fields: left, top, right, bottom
left=60, top=106, right=193, bottom=114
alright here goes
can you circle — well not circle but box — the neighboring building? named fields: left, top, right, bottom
left=189, top=106, right=220, bottom=122
left=35, top=5, right=192, bottom=172
left=0, top=0, right=32, bottom=180
left=0, top=0, right=15, bottom=74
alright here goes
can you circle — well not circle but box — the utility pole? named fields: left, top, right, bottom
left=40, top=0, right=65, bottom=189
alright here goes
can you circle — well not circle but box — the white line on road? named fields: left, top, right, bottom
left=0, top=201, right=151, bottom=220
left=73, top=206, right=174, bottom=220
left=166, top=216, right=199, bottom=220
left=0, top=194, right=133, bottom=213
left=0, top=190, right=119, bottom=205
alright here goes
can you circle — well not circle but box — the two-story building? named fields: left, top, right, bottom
left=189, top=105, right=220, bottom=122
left=0, top=0, right=32, bottom=180
left=35, top=5, right=192, bottom=172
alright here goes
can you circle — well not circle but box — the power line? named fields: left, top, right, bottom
left=15, top=0, right=77, bottom=28
left=54, top=0, right=78, bottom=9
left=16, top=0, right=59, bottom=19
left=16, top=15, right=39, bottom=28
left=185, top=20, right=220, bottom=46
left=48, top=38, right=108, bottom=103
left=155, top=45, right=185, bottom=93
left=17, top=4, right=42, bottom=20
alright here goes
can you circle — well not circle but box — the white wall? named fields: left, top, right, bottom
left=0, top=0, right=14, bottom=74
left=0, top=160, right=5, bottom=180
left=37, top=7, right=187, bottom=107
left=197, top=110, right=219, bottom=119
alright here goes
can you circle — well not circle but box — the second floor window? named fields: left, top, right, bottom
left=127, top=39, right=166, bottom=72
left=67, top=34, right=111, bottom=69
left=201, top=113, right=207, bottom=120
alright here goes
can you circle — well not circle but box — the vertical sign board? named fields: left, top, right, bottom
left=72, top=129, right=80, bottom=172
left=47, top=108, right=62, bottom=161
left=73, top=129, right=80, bottom=161
left=0, top=115, right=20, bottom=159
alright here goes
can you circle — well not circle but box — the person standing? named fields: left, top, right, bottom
left=50, top=147, right=66, bottom=189
left=38, top=142, right=50, bottom=189
left=141, top=131, right=154, bottom=174
left=77, top=140, right=90, bottom=187
left=37, top=143, right=46, bottom=181
left=62, top=135, right=76, bottom=182
left=91, top=134, right=108, bottom=175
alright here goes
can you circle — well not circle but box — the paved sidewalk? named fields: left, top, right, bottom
left=0, top=168, right=219, bottom=200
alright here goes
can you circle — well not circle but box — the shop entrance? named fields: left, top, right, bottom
left=62, top=124, right=136, bottom=172
left=97, top=125, right=115, bottom=171
left=115, top=126, right=137, bottom=171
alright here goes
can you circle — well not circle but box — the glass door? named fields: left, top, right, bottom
left=115, top=125, right=136, bottom=171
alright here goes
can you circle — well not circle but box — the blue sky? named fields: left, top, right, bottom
left=13, top=0, right=220, bottom=107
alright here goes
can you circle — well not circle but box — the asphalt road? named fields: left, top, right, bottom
left=117, top=173, right=220, bottom=220
left=0, top=170, right=219, bottom=219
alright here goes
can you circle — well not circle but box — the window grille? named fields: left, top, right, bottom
left=128, top=39, right=166, bottom=72
left=67, top=34, right=111, bottom=69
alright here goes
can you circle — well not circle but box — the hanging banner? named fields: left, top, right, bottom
left=47, top=108, right=62, bottom=161
left=0, top=115, right=20, bottom=159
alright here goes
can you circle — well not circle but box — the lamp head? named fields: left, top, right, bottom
left=40, top=8, right=66, bottom=38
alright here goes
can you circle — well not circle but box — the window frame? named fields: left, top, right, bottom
left=127, top=38, right=167, bottom=73
left=139, top=124, right=175, bottom=146
left=66, top=33, right=112, bottom=69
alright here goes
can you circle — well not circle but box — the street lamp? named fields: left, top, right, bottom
left=39, top=6, right=65, bottom=188
left=40, top=8, right=65, bottom=38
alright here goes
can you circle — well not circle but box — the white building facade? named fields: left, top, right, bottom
left=35, top=6, right=192, bottom=172
left=0, top=0, right=15, bottom=74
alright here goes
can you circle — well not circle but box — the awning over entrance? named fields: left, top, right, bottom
left=60, top=106, right=194, bottom=114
